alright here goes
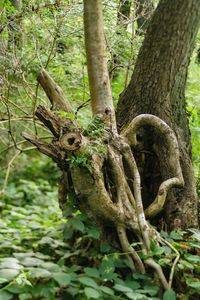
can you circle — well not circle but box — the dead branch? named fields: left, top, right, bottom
left=35, top=105, right=68, bottom=137
left=22, top=132, right=61, bottom=162
left=37, top=68, right=73, bottom=112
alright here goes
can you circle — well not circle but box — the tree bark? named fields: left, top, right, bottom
left=83, top=0, right=115, bottom=123
left=117, top=0, right=200, bottom=229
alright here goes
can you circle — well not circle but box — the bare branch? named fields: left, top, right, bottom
left=37, top=68, right=73, bottom=112
left=22, top=132, right=61, bottom=162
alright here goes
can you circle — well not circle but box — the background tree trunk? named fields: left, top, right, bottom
left=8, top=0, right=23, bottom=47
left=84, top=0, right=114, bottom=120
left=135, top=0, right=154, bottom=35
left=117, top=0, right=200, bottom=229
left=117, top=0, right=132, bottom=29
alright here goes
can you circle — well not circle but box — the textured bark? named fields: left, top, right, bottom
left=37, top=69, right=73, bottom=113
left=83, top=0, right=114, bottom=121
left=117, top=0, right=200, bottom=229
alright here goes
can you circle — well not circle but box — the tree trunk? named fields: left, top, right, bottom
left=84, top=0, right=114, bottom=120
left=117, top=0, right=132, bottom=29
left=117, top=0, right=200, bottom=229
left=8, top=0, right=23, bottom=47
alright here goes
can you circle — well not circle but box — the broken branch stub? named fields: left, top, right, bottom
left=37, top=68, right=73, bottom=113
left=22, top=132, right=61, bottom=162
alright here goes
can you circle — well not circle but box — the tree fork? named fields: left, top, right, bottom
left=22, top=0, right=187, bottom=290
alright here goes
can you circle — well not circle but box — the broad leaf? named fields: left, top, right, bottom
left=0, top=269, right=19, bottom=281
left=29, top=268, right=52, bottom=279
left=84, top=287, right=100, bottom=299
left=163, top=289, right=176, bottom=300
left=113, top=284, right=133, bottom=293
left=84, top=267, right=100, bottom=278
left=99, top=286, right=114, bottom=296
left=0, top=290, right=13, bottom=300
left=78, top=276, right=98, bottom=288
left=53, top=272, right=71, bottom=286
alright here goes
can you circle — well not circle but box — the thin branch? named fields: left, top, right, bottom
left=0, top=151, right=21, bottom=196
left=159, top=236, right=180, bottom=288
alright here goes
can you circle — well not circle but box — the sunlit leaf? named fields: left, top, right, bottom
left=78, top=276, right=98, bottom=288
left=52, top=272, right=71, bottom=286
left=84, top=287, right=100, bottom=299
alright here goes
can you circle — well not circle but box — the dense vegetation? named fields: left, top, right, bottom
left=0, top=1, right=200, bottom=299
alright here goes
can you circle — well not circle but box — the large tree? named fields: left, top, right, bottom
left=117, top=0, right=200, bottom=229
left=23, top=0, right=200, bottom=290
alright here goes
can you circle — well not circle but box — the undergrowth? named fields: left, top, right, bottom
left=0, top=157, right=200, bottom=300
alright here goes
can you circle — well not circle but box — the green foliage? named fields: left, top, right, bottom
left=0, top=2, right=200, bottom=300
left=0, top=176, right=162, bottom=300
left=186, top=52, right=200, bottom=190
left=1, top=174, right=200, bottom=300
left=67, top=116, right=107, bottom=171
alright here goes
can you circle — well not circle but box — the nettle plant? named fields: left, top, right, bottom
left=23, top=0, right=184, bottom=292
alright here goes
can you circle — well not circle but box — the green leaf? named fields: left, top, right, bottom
left=178, top=259, right=194, bottom=270
left=53, top=272, right=71, bottom=286
left=5, top=284, right=24, bottom=294
left=29, top=268, right=52, bottom=279
left=0, top=258, right=19, bottom=264
left=169, top=231, right=183, bottom=240
left=19, top=294, right=32, bottom=300
left=19, top=257, right=44, bottom=267
left=78, top=276, right=98, bottom=288
left=39, top=262, right=60, bottom=272
left=143, top=285, right=159, bottom=296
left=125, top=280, right=141, bottom=290
left=184, top=254, right=200, bottom=263
left=87, top=227, right=100, bottom=239
left=0, top=269, right=19, bottom=281
left=113, top=284, right=133, bottom=293
left=0, top=290, right=13, bottom=300
left=163, top=289, right=176, bottom=300
left=100, top=243, right=112, bottom=253
left=186, top=276, right=200, bottom=291
left=0, top=278, right=8, bottom=284
left=126, top=292, right=145, bottom=300
left=0, top=261, right=23, bottom=270
left=69, top=218, right=85, bottom=232
left=84, top=287, right=100, bottom=299
left=84, top=268, right=100, bottom=279
left=99, top=286, right=114, bottom=296
left=150, top=242, right=165, bottom=256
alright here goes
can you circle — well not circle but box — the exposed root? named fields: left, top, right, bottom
left=159, top=236, right=180, bottom=288
left=117, top=225, right=145, bottom=273
left=145, top=257, right=169, bottom=290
